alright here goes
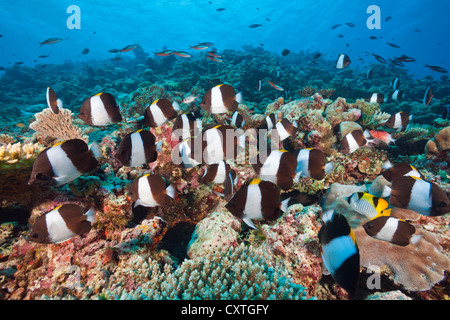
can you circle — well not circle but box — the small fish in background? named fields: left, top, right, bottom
left=216, top=7, right=226, bottom=11
left=120, top=44, right=138, bottom=53
left=28, top=204, right=96, bottom=244
left=424, top=64, right=448, bottom=73
left=153, top=50, right=173, bottom=56
left=369, top=36, right=378, bottom=40
left=39, top=55, right=50, bottom=58
left=207, top=50, right=222, bottom=58
left=227, top=111, right=245, bottom=128
left=313, top=52, right=322, bottom=59
left=363, top=216, right=419, bottom=246
left=225, top=178, right=288, bottom=229
left=389, top=58, right=404, bottom=67
left=294, top=148, right=334, bottom=181
left=46, top=87, right=63, bottom=114
left=14, top=62, right=24, bottom=66
left=395, top=54, right=416, bottom=62
left=339, top=130, right=368, bottom=154
left=173, top=51, right=192, bottom=58
left=200, top=84, right=243, bottom=114
left=182, top=94, right=200, bottom=104
left=390, top=78, right=400, bottom=90
left=387, top=176, right=450, bottom=216
left=197, top=41, right=214, bottom=47
left=115, top=129, right=158, bottom=167
left=39, top=38, right=63, bottom=46
left=28, top=139, right=98, bottom=186
left=380, top=161, right=423, bottom=183
left=423, top=86, right=434, bottom=105
left=337, top=34, right=344, bottom=38
left=201, top=161, right=237, bottom=200
left=345, top=22, right=355, bottom=27
left=347, top=192, right=391, bottom=220
left=256, top=79, right=262, bottom=91
left=248, top=24, right=262, bottom=28
left=331, top=24, right=342, bottom=29
left=108, top=49, right=121, bottom=53
left=384, top=111, right=412, bottom=132
left=386, top=42, right=400, bottom=48
left=143, top=98, right=180, bottom=127
left=15, top=122, right=26, bottom=128
left=391, top=89, right=406, bottom=101
left=81, top=48, right=89, bottom=55
left=385, top=16, right=392, bottom=22
left=172, top=113, right=202, bottom=141
left=335, top=53, right=351, bottom=69
left=110, top=57, right=123, bottom=61
left=252, top=149, right=297, bottom=191
left=372, top=53, right=386, bottom=64
left=318, top=210, right=360, bottom=295
left=268, top=80, right=284, bottom=91
left=281, top=49, right=290, bottom=56
left=367, top=129, right=396, bottom=146
left=366, top=68, right=372, bottom=79
left=206, top=56, right=222, bottom=62
left=189, top=44, right=210, bottom=50
left=366, top=93, right=385, bottom=104
left=128, top=174, right=176, bottom=208
left=78, top=92, right=123, bottom=126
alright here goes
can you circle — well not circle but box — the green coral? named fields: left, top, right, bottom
left=96, top=244, right=309, bottom=300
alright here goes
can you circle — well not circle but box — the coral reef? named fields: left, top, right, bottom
left=95, top=243, right=308, bottom=300
left=29, top=107, right=88, bottom=143
left=0, top=46, right=449, bottom=302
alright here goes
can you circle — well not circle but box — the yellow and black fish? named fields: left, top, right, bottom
left=347, top=192, right=391, bottom=220
left=318, top=210, right=360, bottom=295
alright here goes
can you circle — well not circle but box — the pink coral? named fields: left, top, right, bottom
left=259, top=204, right=323, bottom=298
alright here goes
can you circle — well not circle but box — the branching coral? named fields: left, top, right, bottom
left=0, top=142, right=44, bottom=164
left=29, top=107, right=88, bottom=143
left=360, top=111, right=391, bottom=130
left=97, top=243, right=308, bottom=300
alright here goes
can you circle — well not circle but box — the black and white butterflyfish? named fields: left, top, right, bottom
left=391, top=90, right=405, bottom=101
left=28, top=204, right=96, bottom=244
left=363, top=216, right=421, bottom=246
left=386, top=176, right=450, bottom=216
left=28, top=139, right=99, bottom=186
left=225, top=178, right=290, bottom=229
left=77, top=92, right=123, bottom=126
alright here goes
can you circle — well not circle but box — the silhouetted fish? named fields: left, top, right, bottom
left=386, top=42, right=400, bottom=48
left=424, top=64, right=448, bottom=73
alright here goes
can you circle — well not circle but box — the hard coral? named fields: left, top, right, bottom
left=258, top=204, right=323, bottom=298
left=187, top=204, right=242, bottom=259
left=96, top=243, right=308, bottom=300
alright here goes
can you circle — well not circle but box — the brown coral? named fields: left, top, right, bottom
left=29, top=107, right=88, bottom=143
left=355, top=221, right=450, bottom=292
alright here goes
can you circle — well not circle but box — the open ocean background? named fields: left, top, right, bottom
left=0, top=0, right=449, bottom=80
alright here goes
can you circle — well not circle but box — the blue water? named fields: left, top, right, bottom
left=1, top=0, right=449, bottom=80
